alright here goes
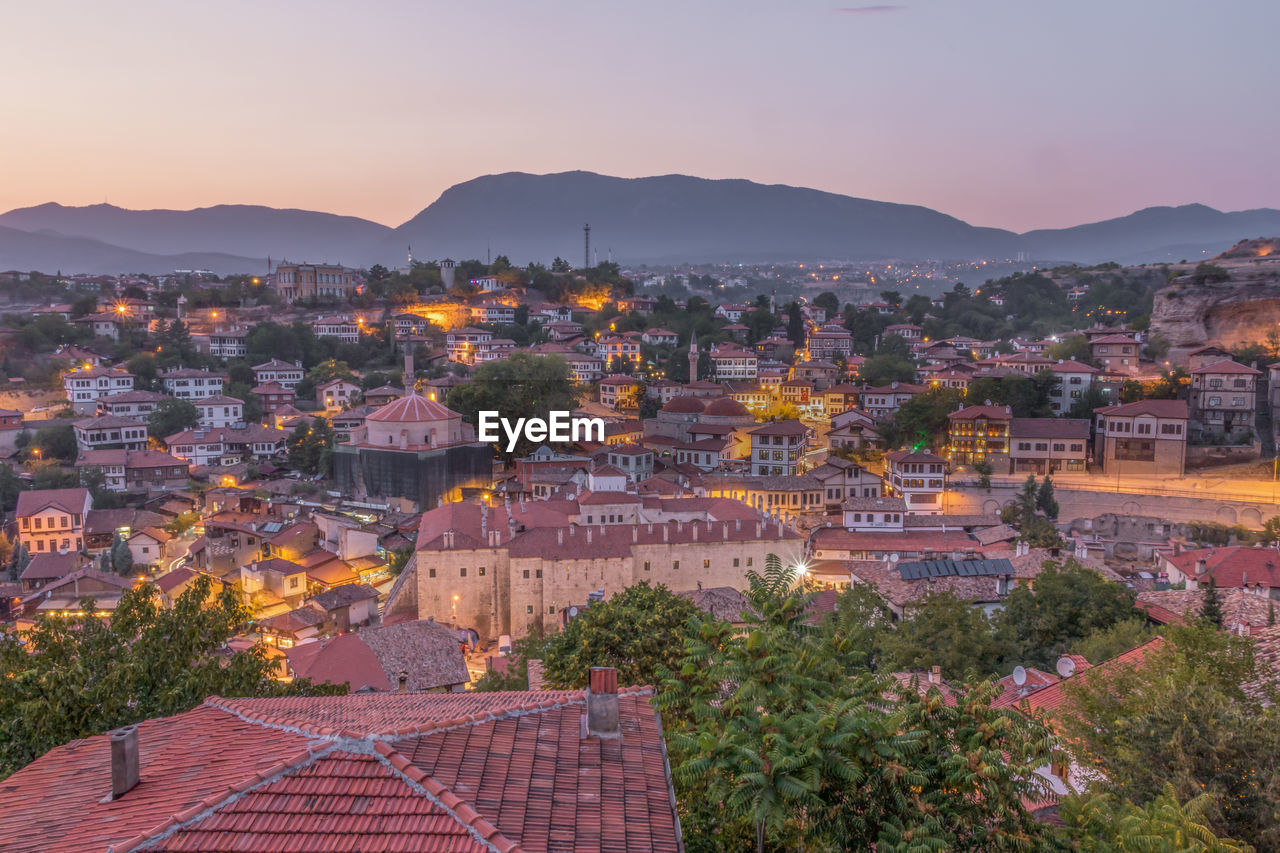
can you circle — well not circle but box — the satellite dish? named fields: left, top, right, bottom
left=1056, top=656, right=1077, bottom=679
left=1012, top=666, right=1027, bottom=686
left=568, top=606, right=579, bottom=618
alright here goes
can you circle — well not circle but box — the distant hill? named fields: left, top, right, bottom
left=1216, top=237, right=1280, bottom=260
left=1020, top=204, right=1280, bottom=266
left=373, top=171, right=1022, bottom=266
left=1, top=173, right=1277, bottom=274
left=0, top=224, right=263, bottom=276
left=0, top=202, right=389, bottom=265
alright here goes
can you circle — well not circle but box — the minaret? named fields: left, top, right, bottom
left=441, top=258, right=456, bottom=290
left=688, top=331, right=699, bottom=382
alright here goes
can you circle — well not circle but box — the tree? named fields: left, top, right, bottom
left=387, top=545, right=412, bottom=576
left=785, top=301, right=804, bottom=348
left=0, top=575, right=345, bottom=777
left=31, top=423, right=77, bottom=462
left=1058, top=624, right=1280, bottom=850
left=813, top=291, right=840, bottom=318
left=110, top=531, right=133, bottom=576
left=1201, top=575, right=1224, bottom=628
left=974, top=459, right=993, bottom=491
left=1073, top=618, right=1156, bottom=667
left=446, top=353, right=581, bottom=459
left=1036, top=475, right=1059, bottom=520
left=859, top=353, right=917, bottom=386
left=881, top=591, right=1013, bottom=679
left=164, top=511, right=201, bottom=537
left=997, top=559, right=1136, bottom=669
left=542, top=582, right=701, bottom=689
left=148, top=397, right=200, bottom=440
left=550, top=256, right=570, bottom=273
left=1059, top=785, right=1254, bottom=852
left=657, top=556, right=1058, bottom=853
left=286, top=417, right=332, bottom=475
left=0, top=464, right=25, bottom=514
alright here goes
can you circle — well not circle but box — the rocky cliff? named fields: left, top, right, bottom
left=1150, top=257, right=1280, bottom=352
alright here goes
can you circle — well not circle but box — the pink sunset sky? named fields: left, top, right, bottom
left=2, top=0, right=1276, bottom=231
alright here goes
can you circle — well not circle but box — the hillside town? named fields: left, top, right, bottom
left=2, top=249, right=1280, bottom=850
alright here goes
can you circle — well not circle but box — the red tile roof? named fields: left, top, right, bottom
left=1187, top=358, right=1261, bottom=376
left=0, top=689, right=680, bottom=853
left=947, top=404, right=1012, bottom=420
left=15, top=488, right=89, bottom=518
left=1164, top=545, right=1280, bottom=590
left=1095, top=399, right=1188, bottom=419
left=1011, top=638, right=1165, bottom=718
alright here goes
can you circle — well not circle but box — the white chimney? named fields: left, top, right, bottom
left=585, top=667, right=620, bottom=739
left=109, top=725, right=140, bottom=800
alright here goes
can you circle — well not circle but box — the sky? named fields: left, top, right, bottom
left=2, top=0, right=1277, bottom=232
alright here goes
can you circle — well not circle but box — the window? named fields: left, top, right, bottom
left=527, top=605, right=533, bottom=614
left=33, top=518, right=41, bottom=530
left=289, top=577, right=299, bottom=589
left=429, top=568, right=437, bottom=578
left=459, top=568, right=467, bottom=577
left=1208, top=396, right=1221, bottom=407
left=703, top=558, right=710, bottom=568
left=523, top=569, right=530, bottom=579
left=549, top=606, right=556, bottom=614
left=1035, top=443, right=1048, bottom=452
left=733, top=557, right=740, bottom=567
left=1052, top=443, right=1065, bottom=452
left=1137, top=423, right=1152, bottom=435
left=673, top=560, right=680, bottom=570
left=1160, top=423, right=1182, bottom=435
left=643, top=560, right=650, bottom=572
left=478, top=566, right=486, bottom=577
left=1017, top=442, right=1031, bottom=451
left=1232, top=397, right=1246, bottom=407
left=536, top=569, right=542, bottom=578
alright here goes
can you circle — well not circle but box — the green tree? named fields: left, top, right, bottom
left=542, top=582, right=701, bottom=689
left=1060, top=785, right=1254, bottom=853
left=1201, top=575, right=1224, bottom=628
left=31, top=423, right=77, bottom=462
left=974, top=459, right=994, bottom=491
left=148, top=397, right=200, bottom=440
left=1073, top=618, right=1156, bottom=666
left=446, top=352, right=581, bottom=459
left=813, top=291, right=840, bottom=318
left=550, top=256, right=570, bottom=273
left=881, top=591, right=1013, bottom=679
left=997, top=559, right=1136, bottom=669
left=1058, top=624, right=1280, bottom=850
left=1046, top=334, right=1094, bottom=365
left=110, top=531, right=133, bottom=576
left=1036, top=474, right=1059, bottom=520
left=0, top=575, right=344, bottom=777
left=0, top=464, right=25, bottom=514
left=785, top=301, right=804, bottom=348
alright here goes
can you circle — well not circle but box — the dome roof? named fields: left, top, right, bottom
left=702, top=396, right=749, bottom=417
left=365, top=393, right=459, bottom=424
left=661, top=395, right=705, bottom=414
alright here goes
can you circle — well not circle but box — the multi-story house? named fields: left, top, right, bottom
left=1009, top=418, right=1090, bottom=475
left=72, top=414, right=148, bottom=453
left=251, top=381, right=297, bottom=415
left=195, top=394, right=245, bottom=429
left=161, top=368, right=226, bottom=400
left=594, top=334, right=642, bottom=370
left=392, top=313, right=429, bottom=337
left=1090, top=334, right=1140, bottom=372
left=713, top=303, right=749, bottom=322
left=446, top=328, right=492, bottom=363
left=600, top=444, right=654, bottom=482
left=1093, top=399, right=1188, bottom=477
left=882, top=323, right=923, bottom=342
left=1188, top=359, right=1260, bottom=442
left=599, top=376, right=643, bottom=410
left=311, top=317, right=360, bottom=344
left=96, top=389, right=167, bottom=419
left=860, top=382, right=926, bottom=421
left=748, top=419, right=809, bottom=476
left=805, top=324, right=854, bottom=361
left=808, top=456, right=882, bottom=510
left=274, top=262, right=356, bottom=302
left=710, top=344, right=758, bottom=381
left=470, top=303, right=516, bottom=325
left=16, top=488, right=91, bottom=554
left=471, top=337, right=515, bottom=364
left=252, top=359, right=305, bottom=390
left=63, top=366, right=135, bottom=415
left=78, top=449, right=189, bottom=493
left=946, top=404, right=1013, bottom=466
left=316, top=378, right=361, bottom=411
left=194, top=327, right=248, bottom=359
left=164, top=425, right=288, bottom=467
left=641, top=328, right=679, bottom=347
left=1046, top=360, right=1101, bottom=414
left=882, top=450, right=947, bottom=515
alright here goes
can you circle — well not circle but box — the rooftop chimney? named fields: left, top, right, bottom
left=929, top=665, right=941, bottom=685
left=109, top=725, right=140, bottom=800
left=585, top=667, right=620, bottom=739
left=398, top=671, right=409, bottom=694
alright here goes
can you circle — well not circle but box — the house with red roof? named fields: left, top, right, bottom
left=16, top=488, right=91, bottom=556
left=1188, top=359, right=1261, bottom=442
left=1092, top=399, right=1188, bottom=477
left=946, top=404, right=1013, bottom=466
left=1158, top=546, right=1280, bottom=598
left=0, top=671, right=683, bottom=853
left=284, top=618, right=470, bottom=692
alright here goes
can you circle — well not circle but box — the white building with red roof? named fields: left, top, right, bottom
left=1188, top=359, right=1260, bottom=441
left=16, top=488, right=91, bottom=555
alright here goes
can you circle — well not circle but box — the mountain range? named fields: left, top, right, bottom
left=0, top=171, right=1276, bottom=275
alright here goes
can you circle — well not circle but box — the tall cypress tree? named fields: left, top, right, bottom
left=1201, top=575, right=1224, bottom=628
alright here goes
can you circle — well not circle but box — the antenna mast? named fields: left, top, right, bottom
left=583, top=223, right=591, bottom=270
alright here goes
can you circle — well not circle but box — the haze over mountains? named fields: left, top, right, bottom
left=0, top=171, right=1276, bottom=275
